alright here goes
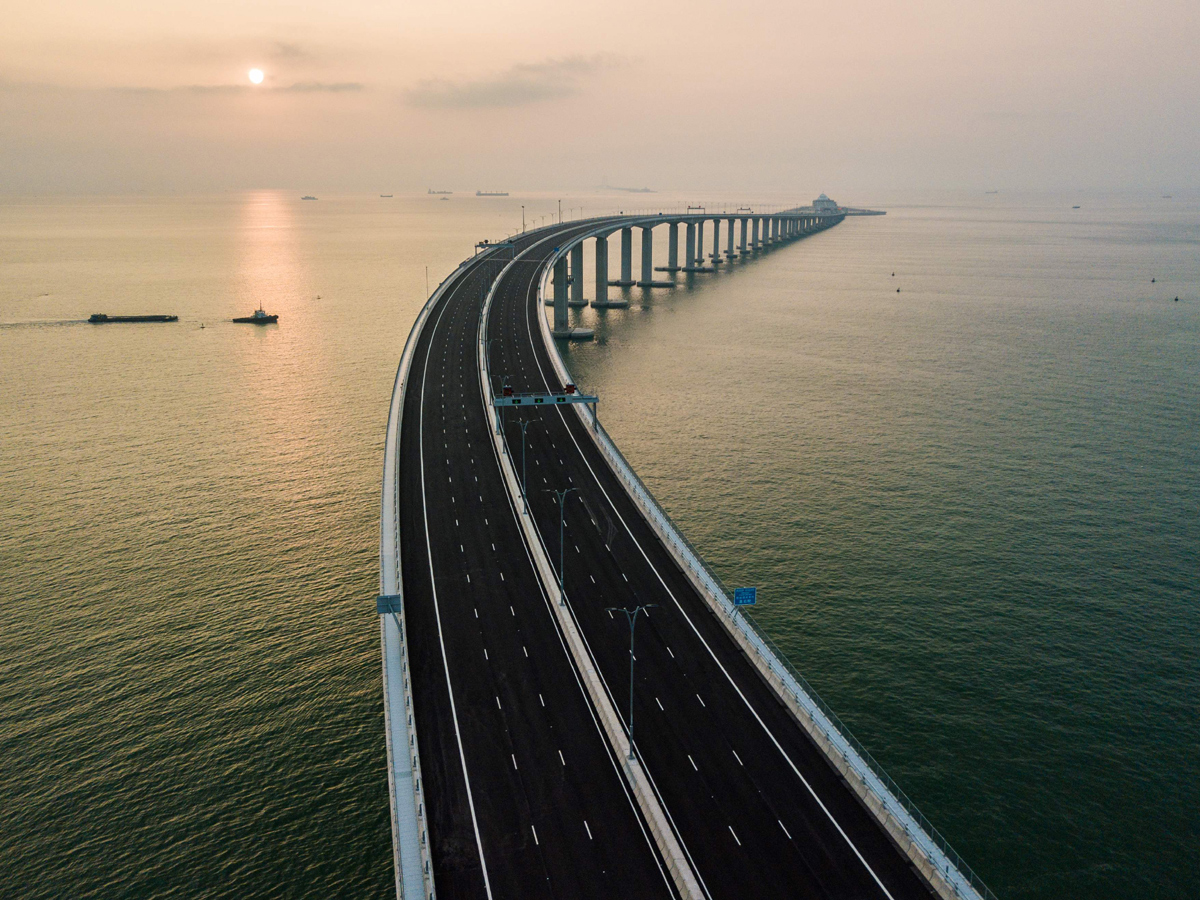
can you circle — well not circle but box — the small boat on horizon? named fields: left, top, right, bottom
left=232, top=306, right=279, bottom=325
left=301, top=195, right=317, bottom=200
left=380, top=194, right=393, bottom=198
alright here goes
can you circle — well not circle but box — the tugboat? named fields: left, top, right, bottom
left=232, top=306, right=278, bottom=325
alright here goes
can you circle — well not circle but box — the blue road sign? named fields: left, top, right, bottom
left=734, top=587, right=757, bottom=606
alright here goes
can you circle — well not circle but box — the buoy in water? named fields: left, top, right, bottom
left=1152, top=277, right=1156, bottom=283
left=896, top=288, right=901, bottom=293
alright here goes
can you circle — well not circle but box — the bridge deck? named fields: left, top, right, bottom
left=394, top=218, right=944, bottom=898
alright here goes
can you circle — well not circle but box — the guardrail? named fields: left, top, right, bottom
left=534, top=230, right=995, bottom=900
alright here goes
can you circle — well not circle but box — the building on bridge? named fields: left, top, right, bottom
left=813, top=193, right=839, bottom=211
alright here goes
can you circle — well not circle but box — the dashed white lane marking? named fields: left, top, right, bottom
left=622, top=573, right=628, bottom=581
left=531, top=826, right=539, bottom=845
left=523, top=645, right=528, bottom=657
left=495, top=696, right=502, bottom=710
left=500, top=572, right=505, bottom=581
left=474, top=608, right=478, bottom=618
left=460, top=544, right=464, bottom=553
left=456, top=518, right=459, bottom=526
left=484, top=648, right=488, bottom=660
left=688, top=754, right=698, bottom=771
left=732, top=750, right=743, bottom=766
left=729, top=826, right=741, bottom=847
left=590, top=575, right=595, bottom=583
left=510, top=605, right=516, bottom=616
left=656, top=697, right=664, bottom=711
left=696, top=694, right=705, bottom=708
left=667, top=646, right=674, bottom=659
left=539, top=693, right=545, bottom=707
left=466, top=574, right=471, bottom=583
left=511, top=754, right=518, bottom=770
left=584, top=820, right=593, bottom=840
left=491, top=543, right=496, bottom=551
left=779, top=820, right=792, bottom=840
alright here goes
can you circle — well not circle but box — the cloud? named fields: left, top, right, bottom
left=104, top=82, right=363, bottom=95
left=276, top=81, right=363, bottom=93
left=404, top=55, right=620, bottom=109
left=270, top=42, right=315, bottom=61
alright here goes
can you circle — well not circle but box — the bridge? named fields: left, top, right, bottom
left=379, top=202, right=995, bottom=900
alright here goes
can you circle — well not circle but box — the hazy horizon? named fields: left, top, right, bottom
left=4, top=0, right=1198, bottom=194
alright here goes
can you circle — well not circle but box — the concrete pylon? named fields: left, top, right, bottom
left=615, top=227, right=633, bottom=286
left=593, top=233, right=627, bottom=308
left=570, top=242, right=587, bottom=306
left=752, top=217, right=760, bottom=250
left=740, top=218, right=748, bottom=255
left=667, top=223, right=679, bottom=271
left=639, top=226, right=653, bottom=285
left=711, top=218, right=721, bottom=264
left=696, top=220, right=705, bottom=265
left=553, top=256, right=568, bottom=332
left=685, top=222, right=696, bottom=269
left=726, top=218, right=735, bottom=259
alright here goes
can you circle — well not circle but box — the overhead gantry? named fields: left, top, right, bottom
left=547, top=210, right=843, bottom=337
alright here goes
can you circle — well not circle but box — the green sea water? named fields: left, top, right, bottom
left=1, top=191, right=1196, bottom=898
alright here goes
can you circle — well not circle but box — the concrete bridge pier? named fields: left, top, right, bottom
left=752, top=217, right=761, bottom=251
left=657, top=223, right=680, bottom=273
left=637, top=226, right=672, bottom=287
left=711, top=218, right=722, bottom=265
left=569, top=242, right=588, bottom=306
left=685, top=222, right=696, bottom=269
left=696, top=220, right=705, bottom=264
left=551, top=255, right=594, bottom=338
left=592, top=234, right=627, bottom=308
left=726, top=217, right=736, bottom=259
left=608, top=227, right=635, bottom=287
left=740, top=218, right=748, bottom=256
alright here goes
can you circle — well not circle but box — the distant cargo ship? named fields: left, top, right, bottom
left=428, top=189, right=453, bottom=195
left=88, top=313, right=177, bottom=323
left=380, top=194, right=393, bottom=198
left=476, top=191, right=508, bottom=197
left=232, top=306, right=278, bottom=325
left=301, top=195, right=317, bottom=200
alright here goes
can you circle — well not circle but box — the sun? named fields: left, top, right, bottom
left=248, top=68, right=264, bottom=85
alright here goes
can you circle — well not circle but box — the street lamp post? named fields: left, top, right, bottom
left=521, top=205, right=525, bottom=233
left=544, top=488, right=577, bottom=606
left=606, top=604, right=659, bottom=760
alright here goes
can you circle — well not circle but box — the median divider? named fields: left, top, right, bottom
left=478, top=245, right=704, bottom=900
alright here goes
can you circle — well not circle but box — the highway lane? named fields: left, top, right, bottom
left=484, top=226, right=938, bottom=898
left=398, top=229, right=676, bottom=899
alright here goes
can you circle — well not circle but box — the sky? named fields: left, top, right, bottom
left=2, top=0, right=1197, bottom=194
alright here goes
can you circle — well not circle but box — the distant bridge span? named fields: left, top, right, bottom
left=379, top=206, right=994, bottom=900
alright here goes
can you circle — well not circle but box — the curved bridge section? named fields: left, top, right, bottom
left=380, top=211, right=994, bottom=900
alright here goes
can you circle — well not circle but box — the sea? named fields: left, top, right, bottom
left=1, top=190, right=1196, bottom=899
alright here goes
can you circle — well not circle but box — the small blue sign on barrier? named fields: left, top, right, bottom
left=734, top=587, right=757, bottom=607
